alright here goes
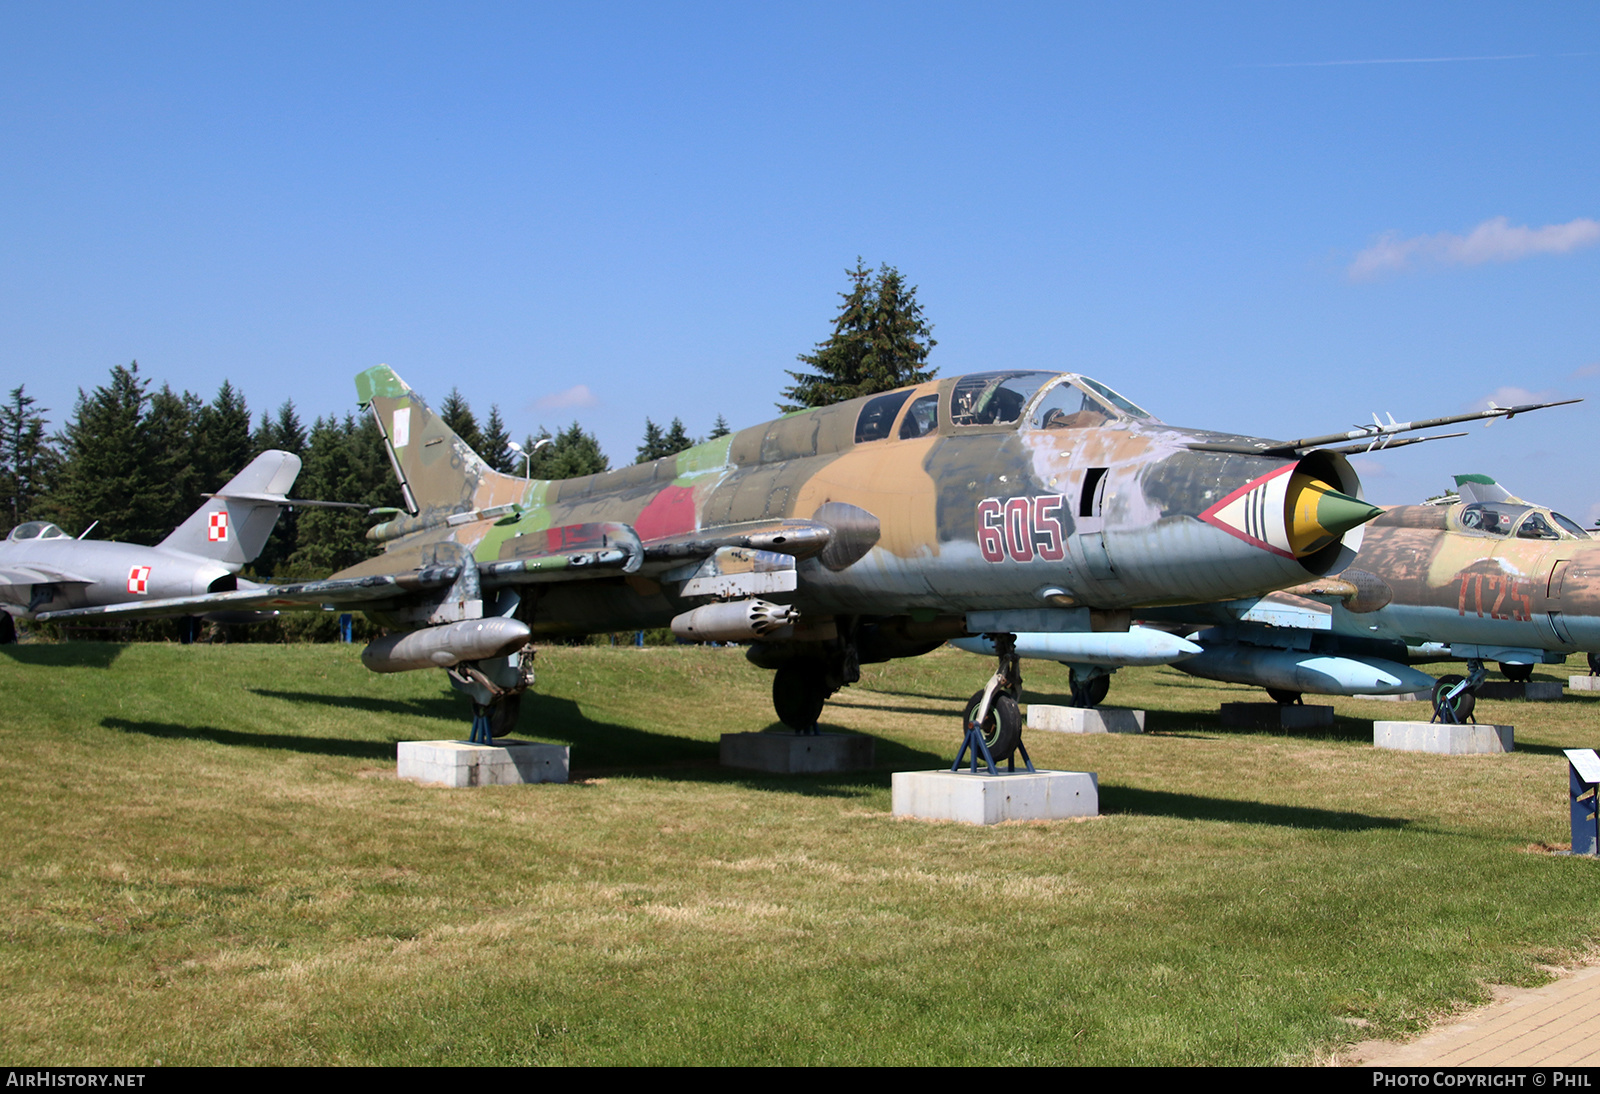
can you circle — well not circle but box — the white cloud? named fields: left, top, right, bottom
left=1349, top=216, right=1600, bottom=280
left=1348, top=457, right=1389, bottom=479
left=530, top=384, right=599, bottom=412
left=1568, top=362, right=1600, bottom=380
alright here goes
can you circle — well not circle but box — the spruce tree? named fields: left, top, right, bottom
left=527, top=423, right=608, bottom=479
left=708, top=414, right=731, bottom=439
left=439, top=387, right=485, bottom=455
left=49, top=362, right=162, bottom=542
left=635, top=418, right=667, bottom=464
left=780, top=260, right=937, bottom=411
left=0, top=386, right=56, bottom=534
left=481, top=405, right=512, bottom=471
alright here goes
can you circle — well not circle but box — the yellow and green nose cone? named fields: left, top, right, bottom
left=1286, top=473, right=1383, bottom=557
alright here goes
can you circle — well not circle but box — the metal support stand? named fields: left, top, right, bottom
left=1565, top=749, right=1600, bottom=856
left=952, top=729, right=1035, bottom=777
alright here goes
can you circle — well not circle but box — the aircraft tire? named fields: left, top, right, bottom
left=963, top=689, right=1022, bottom=761
left=0, top=612, right=14, bottom=645
left=1499, top=662, right=1533, bottom=683
left=1265, top=687, right=1304, bottom=706
left=1066, top=668, right=1111, bottom=708
left=773, top=662, right=827, bottom=731
left=1589, top=652, right=1600, bottom=676
left=488, top=693, right=523, bottom=739
left=1432, top=674, right=1476, bottom=723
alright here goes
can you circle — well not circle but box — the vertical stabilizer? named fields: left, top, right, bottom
left=355, top=365, right=525, bottom=517
left=158, top=450, right=302, bottom=568
left=1453, top=474, right=1526, bottom=506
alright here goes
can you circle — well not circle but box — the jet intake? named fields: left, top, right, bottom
left=671, top=599, right=799, bottom=642
left=361, top=617, right=531, bottom=673
left=1285, top=473, right=1382, bottom=559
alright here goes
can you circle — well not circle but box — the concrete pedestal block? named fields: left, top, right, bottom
left=1220, top=703, right=1333, bottom=729
left=892, top=769, right=1098, bottom=825
left=1027, top=705, right=1145, bottom=734
left=1360, top=691, right=1432, bottom=703
left=398, top=739, right=569, bottom=787
left=720, top=732, right=873, bottom=774
left=1476, top=681, right=1563, bottom=701
left=1569, top=676, right=1600, bottom=692
left=1373, top=721, right=1514, bottom=754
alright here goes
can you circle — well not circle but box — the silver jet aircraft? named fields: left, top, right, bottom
left=0, top=450, right=304, bottom=643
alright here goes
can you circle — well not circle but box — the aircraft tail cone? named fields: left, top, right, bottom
left=1287, top=473, right=1383, bottom=558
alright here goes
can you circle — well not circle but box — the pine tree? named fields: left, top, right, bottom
left=194, top=381, right=251, bottom=495
left=439, top=387, right=485, bottom=455
left=780, top=260, right=937, bottom=411
left=0, top=386, right=56, bottom=534
left=145, top=384, right=202, bottom=533
left=708, top=414, right=731, bottom=439
left=49, top=362, right=162, bottom=542
left=528, top=422, right=608, bottom=480
left=636, top=418, right=667, bottom=464
left=481, top=405, right=512, bottom=471
left=662, top=417, right=693, bottom=455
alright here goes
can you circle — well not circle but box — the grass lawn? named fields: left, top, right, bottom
left=2, top=639, right=1597, bottom=1065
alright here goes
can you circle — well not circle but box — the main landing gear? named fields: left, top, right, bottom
left=769, top=623, right=863, bottom=733
left=954, top=634, right=1035, bottom=775
left=1067, top=666, right=1112, bottom=708
left=447, top=645, right=537, bottom=744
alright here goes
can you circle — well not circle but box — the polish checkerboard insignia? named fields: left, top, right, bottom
left=208, top=511, right=229, bottom=542
left=127, top=565, right=152, bottom=594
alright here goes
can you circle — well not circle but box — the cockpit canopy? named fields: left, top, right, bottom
left=1453, top=502, right=1590, bottom=541
left=6, top=521, right=70, bottom=542
left=854, top=370, right=1158, bottom=444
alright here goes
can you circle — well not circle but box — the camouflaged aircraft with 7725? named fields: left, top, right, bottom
left=40, top=366, right=1569, bottom=757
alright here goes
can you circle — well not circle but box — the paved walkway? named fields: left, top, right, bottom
left=1344, top=962, right=1600, bottom=1067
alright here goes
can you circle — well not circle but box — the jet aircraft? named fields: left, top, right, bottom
left=974, top=472, right=1598, bottom=723
left=45, top=365, right=1536, bottom=755
left=1, top=450, right=306, bottom=644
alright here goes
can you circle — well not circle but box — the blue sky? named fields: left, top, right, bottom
left=3, top=3, right=1597, bottom=519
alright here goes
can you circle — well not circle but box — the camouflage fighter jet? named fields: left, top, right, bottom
left=1, top=450, right=306, bottom=643
left=43, top=366, right=1554, bottom=753
left=977, top=472, right=1597, bottom=723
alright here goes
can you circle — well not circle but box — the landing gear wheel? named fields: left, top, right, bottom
left=1265, top=688, right=1303, bottom=706
left=963, top=689, right=1022, bottom=761
left=488, top=692, right=523, bottom=739
left=1069, top=673, right=1110, bottom=708
left=1432, top=674, right=1476, bottom=723
left=774, top=662, right=827, bottom=731
left=1499, top=662, right=1533, bottom=683
left=1588, top=651, right=1600, bottom=676
left=0, top=612, right=14, bottom=645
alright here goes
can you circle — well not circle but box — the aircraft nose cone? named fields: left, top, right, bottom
left=1287, top=474, right=1383, bottom=557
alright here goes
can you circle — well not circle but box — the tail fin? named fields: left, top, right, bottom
left=1453, top=474, right=1528, bottom=506
left=158, top=450, right=302, bottom=567
left=355, top=364, right=526, bottom=516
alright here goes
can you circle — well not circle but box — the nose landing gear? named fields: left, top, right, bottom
left=954, top=634, right=1035, bottom=775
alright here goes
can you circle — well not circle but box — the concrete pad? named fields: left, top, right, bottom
left=1358, top=691, right=1432, bottom=702
left=1476, top=681, right=1563, bottom=701
left=1373, top=721, right=1514, bottom=754
left=398, top=739, right=569, bottom=787
left=1027, top=705, right=1145, bottom=734
left=720, top=731, right=873, bottom=774
left=1220, top=702, right=1333, bottom=729
left=1569, top=676, right=1600, bottom=692
left=892, top=769, right=1098, bottom=825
